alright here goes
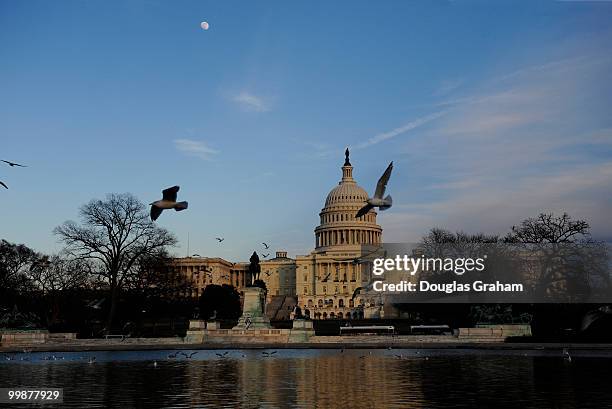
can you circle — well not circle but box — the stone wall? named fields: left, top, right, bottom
left=0, top=330, right=50, bottom=345
left=458, top=325, right=532, bottom=341
left=185, top=321, right=532, bottom=344
left=186, top=319, right=315, bottom=344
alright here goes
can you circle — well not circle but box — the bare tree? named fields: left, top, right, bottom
left=419, top=228, right=512, bottom=287
left=54, top=193, right=177, bottom=331
left=27, top=254, right=90, bottom=294
left=421, top=228, right=501, bottom=257
left=25, top=254, right=90, bottom=327
left=505, top=213, right=607, bottom=300
left=123, top=250, right=193, bottom=299
left=505, top=212, right=590, bottom=243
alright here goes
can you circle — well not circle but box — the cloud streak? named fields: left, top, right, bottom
left=232, top=91, right=270, bottom=112
left=174, top=139, right=219, bottom=160
left=355, top=111, right=446, bottom=149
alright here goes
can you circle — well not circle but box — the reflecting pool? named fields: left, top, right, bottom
left=1, top=348, right=611, bottom=408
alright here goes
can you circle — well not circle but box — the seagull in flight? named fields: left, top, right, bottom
left=216, top=237, right=224, bottom=242
left=262, top=242, right=269, bottom=249
left=351, top=279, right=377, bottom=301
left=356, top=162, right=393, bottom=218
left=0, top=181, right=7, bottom=189
left=2, top=160, right=27, bottom=167
left=150, top=186, right=188, bottom=221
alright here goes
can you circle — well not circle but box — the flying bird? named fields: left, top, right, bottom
left=262, top=242, right=269, bottom=249
left=150, top=186, right=188, bottom=221
left=351, top=279, right=377, bottom=301
left=216, top=237, right=224, bottom=242
left=262, top=253, right=269, bottom=258
left=87, top=298, right=105, bottom=310
left=2, top=160, right=27, bottom=167
left=0, top=181, right=7, bottom=189
left=355, top=162, right=393, bottom=218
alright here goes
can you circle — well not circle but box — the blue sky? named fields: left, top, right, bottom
left=1, top=1, right=611, bottom=260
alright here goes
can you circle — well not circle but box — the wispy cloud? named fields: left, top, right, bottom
left=174, top=139, right=219, bottom=160
left=355, top=111, right=446, bottom=149
left=494, top=56, right=589, bottom=83
left=433, top=79, right=464, bottom=96
left=232, top=91, right=270, bottom=112
left=383, top=48, right=612, bottom=242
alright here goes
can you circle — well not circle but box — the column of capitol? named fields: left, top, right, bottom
left=296, top=149, right=383, bottom=319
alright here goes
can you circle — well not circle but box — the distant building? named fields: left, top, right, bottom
left=260, top=251, right=297, bottom=303
left=168, top=257, right=250, bottom=299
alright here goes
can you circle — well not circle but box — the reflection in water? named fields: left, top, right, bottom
left=1, top=349, right=612, bottom=408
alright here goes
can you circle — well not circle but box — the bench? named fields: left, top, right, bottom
left=103, top=334, right=127, bottom=341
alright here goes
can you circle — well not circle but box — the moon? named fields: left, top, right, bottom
left=200, top=21, right=209, bottom=30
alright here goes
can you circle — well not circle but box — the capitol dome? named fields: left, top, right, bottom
left=324, top=179, right=369, bottom=207
left=314, top=149, right=382, bottom=250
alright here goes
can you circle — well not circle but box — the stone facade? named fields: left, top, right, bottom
left=169, top=257, right=250, bottom=299
left=260, top=251, right=297, bottom=303
left=295, top=149, right=383, bottom=319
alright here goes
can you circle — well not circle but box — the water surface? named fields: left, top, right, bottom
left=1, top=349, right=611, bottom=408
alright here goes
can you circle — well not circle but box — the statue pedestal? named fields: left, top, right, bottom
left=233, top=287, right=271, bottom=330
left=289, top=319, right=315, bottom=342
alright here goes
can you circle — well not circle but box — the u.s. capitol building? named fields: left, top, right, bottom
left=172, top=150, right=384, bottom=319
